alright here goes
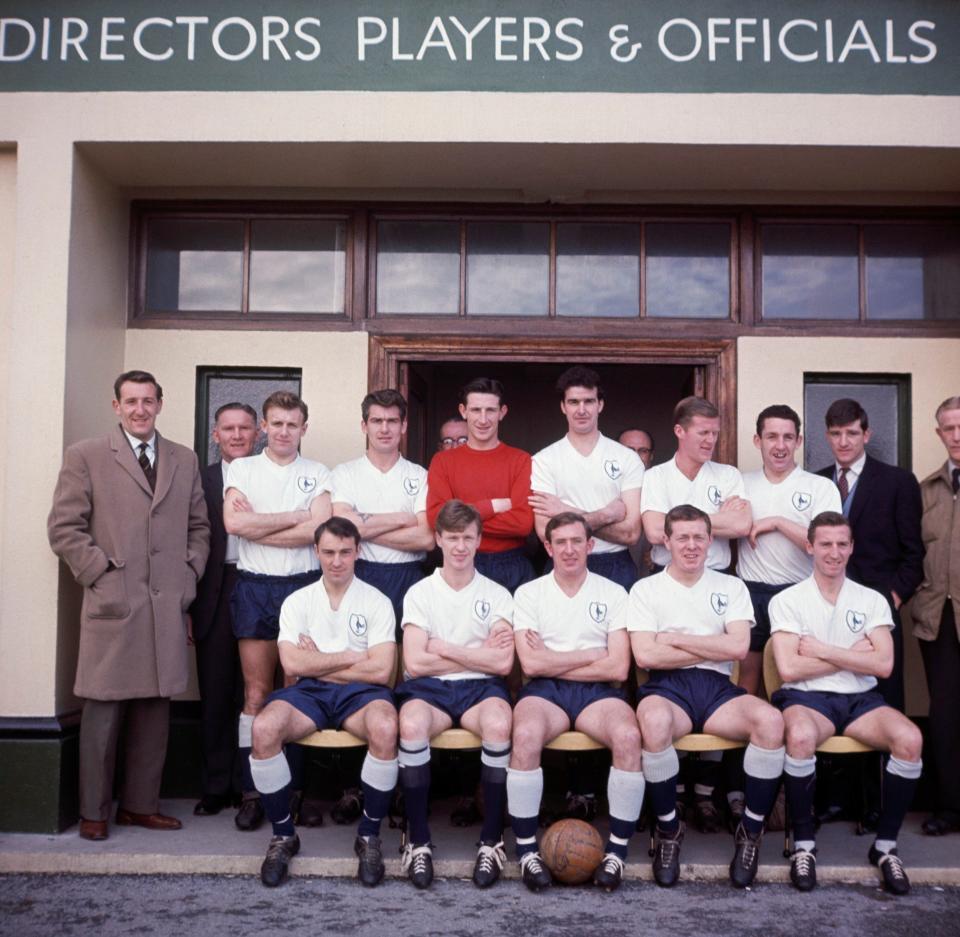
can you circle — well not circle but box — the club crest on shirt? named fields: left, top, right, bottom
left=603, top=460, right=622, bottom=480
left=297, top=476, right=317, bottom=494
left=474, top=599, right=491, bottom=621
left=403, top=476, right=421, bottom=496
left=349, top=613, right=368, bottom=636
left=792, top=491, right=812, bottom=511
left=845, top=609, right=866, bottom=633
left=707, top=485, right=723, bottom=507
left=710, top=592, right=728, bottom=615
left=589, top=601, right=608, bottom=623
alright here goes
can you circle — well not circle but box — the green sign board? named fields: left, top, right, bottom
left=1, top=0, right=957, bottom=94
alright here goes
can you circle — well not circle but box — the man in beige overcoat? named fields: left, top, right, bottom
left=48, top=370, right=210, bottom=840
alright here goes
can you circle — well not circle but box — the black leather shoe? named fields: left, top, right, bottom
left=297, top=797, right=325, bottom=828
left=194, top=795, right=228, bottom=816
left=235, top=797, right=265, bottom=832
left=729, top=823, right=762, bottom=889
left=869, top=844, right=910, bottom=895
left=355, top=835, right=385, bottom=887
left=261, top=834, right=300, bottom=887
left=652, top=824, right=683, bottom=888
left=790, top=847, right=817, bottom=892
left=922, top=812, right=960, bottom=836
left=519, top=851, right=552, bottom=892
left=332, top=788, right=363, bottom=825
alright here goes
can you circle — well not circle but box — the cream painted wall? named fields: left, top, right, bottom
left=0, top=150, right=15, bottom=593
left=0, top=139, right=74, bottom=718
left=736, top=336, right=960, bottom=716
left=122, top=329, right=370, bottom=701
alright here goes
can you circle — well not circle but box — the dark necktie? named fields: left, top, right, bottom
left=953, top=467, right=959, bottom=495
left=837, top=467, right=849, bottom=502
left=138, top=442, right=156, bottom=492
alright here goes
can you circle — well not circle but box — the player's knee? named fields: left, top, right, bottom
left=609, top=720, right=642, bottom=764
left=511, top=718, right=545, bottom=760
left=637, top=705, right=672, bottom=748
left=483, top=710, right=512, bottom=743
left=251, top=710, right=284, bottom=756
left=784, top=720, right=817, bottom=758
left=753, top=705, right=785, bottom=748
left=367, top=708, right=399, bottom=756
left=890, top=721, right=923, bottom=763
left=244, top=684, right=271, bottom=714
left=398, top=708, right=428, bottom=742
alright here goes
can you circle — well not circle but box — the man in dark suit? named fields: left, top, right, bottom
left=48, top=370, right=210, bottom=841
left=816, top=398, right=924, bottom=712
left=189, top=403, right=259, bottom=817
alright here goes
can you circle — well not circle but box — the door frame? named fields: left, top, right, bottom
left=369, top=335, right=738, bottom=465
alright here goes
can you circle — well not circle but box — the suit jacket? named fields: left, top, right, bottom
left=816, top=455, right=924, bottom=604
left=189, top=460, right=229, bottom=642
left=48, top=425, right=210, bottom=700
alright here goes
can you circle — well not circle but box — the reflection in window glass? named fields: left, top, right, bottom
left=145, top=219, right=243, bottom=312
left=646, top=223, right=730, bottom=318
left=865, top=224, right=960, bottom=321
left=557, top=223, right=639, bottom=317
left=249, top=220, right=346, bottom=313
left=762, top=224, right=859, bottom=319
left=467, top=222, right=549, bottom=316
left=377, top=221, right=460, bottom=314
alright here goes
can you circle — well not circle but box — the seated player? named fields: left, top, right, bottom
left=770, top=511, right=924, bottom=895
left=630, top=505, right=785, bottom=889
left=508, top=512, right=645, bottom=893
left=248, top=517, right=398, bottom=888
left=396, top=500, right=515, bottom=889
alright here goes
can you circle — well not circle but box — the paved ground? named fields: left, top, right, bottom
left=1, top=874, right=958, bottom=937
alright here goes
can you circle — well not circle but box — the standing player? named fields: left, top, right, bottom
left=248, top=517, right=398, bottom=887
left=396, top=500, right=514, bottom=889
left=530, top=365, right=644, bottom=591
left=737, top=406, right=841, bottom=695
left=508, top=512, right=645, bottom=893
left=770, top=511, right=923, bottom=894
left=332, top=389, right=432, bottom=633
left=427, top=377, right=534, bottom=593
left=630, top=505, right=785, bottom=889
left=224, top=391, right=332, bottom=831
left=640, top=397, right=752, bottom=832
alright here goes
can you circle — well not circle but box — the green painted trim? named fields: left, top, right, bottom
left=0, top=734, right=79, bottom=833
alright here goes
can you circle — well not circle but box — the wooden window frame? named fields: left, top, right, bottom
left=129, top=200, right=960, bottom=338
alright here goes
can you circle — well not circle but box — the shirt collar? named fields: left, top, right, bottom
left=123, top=429, right=156, bottom=454
left=835, top=452, right=867, bottom=479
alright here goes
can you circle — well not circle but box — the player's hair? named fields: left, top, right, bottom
left=114, top=370, right=162, bottom=402
left=664, top=504, right=712, bottom=537
left=935, top=395, right=960, bottom=423
left=673, top=396, right=719, bottom=428
left=314, top=515, right=361, bottom=547
left=807, top=510, right=852, bottom=543
left=459, top=377, right=505, bottom=407
left=361, top=388, right=407, bottom=423
left=435, top=499, right=482, bottom=535
left=824, top=398, right=868, bottom=431
left=544, top=511, right=592, bottom=542
left=555, top=365, right=604, bottom=402
left=756, top=404, right=801, bottom=437
left=262, top=390, right=308, bottom=423
left=214, top=401, right=257, bottom=423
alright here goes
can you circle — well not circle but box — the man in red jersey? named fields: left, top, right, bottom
left=427, top=377, right=534, bottom=593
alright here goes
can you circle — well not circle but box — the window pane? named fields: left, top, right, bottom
left=646, top=223, right=730, bottom=318
left=377, top=221, right=459, bottom=314
left=249, top=220, right=345, bottom=314
left=865, top=224, right=960, bottom=321
left=557, top=223, right=639, bottom=317
left=467, top=222, right=549, bottom=316
left=762, top=224, right=859, bottom=319
left=145, top=219, right=243, bottom=312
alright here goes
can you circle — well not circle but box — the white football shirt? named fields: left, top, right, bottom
left=225, top=452, right=332, bottom=576
left=640, top=457, right=746, bottom=570
left=628, top=568, right=755, bottom=677
left=401, top=569, right=513, bottom=681
left=513, top=571, right=628, bottom=651
left=278, top=575, right=395, bottom=656
left=532, top=434, right=645, bottom=554
left=769, top=575, right=893, bottom=694
left=737, top=466, right=841, bottom=585
left=332, top=455, right=428, bottom=564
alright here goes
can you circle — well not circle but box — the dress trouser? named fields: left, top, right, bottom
left=79, top=697, right=170, bottom=821
left=919, top=601, right=960, bottom=815
left=195, top=563, right=243, bottom=798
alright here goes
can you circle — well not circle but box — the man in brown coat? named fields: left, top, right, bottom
left=48, top=370, right=210, bottom=840
left=910, top=394, right=960, bottom=836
